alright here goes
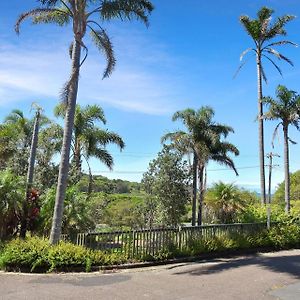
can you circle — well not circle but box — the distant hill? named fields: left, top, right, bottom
left=78, top=174, right=142, bottom=194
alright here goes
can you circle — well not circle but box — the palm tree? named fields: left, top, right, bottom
left=35, top=123, right=63, bottom=190
left=20, top=105, right=43, bottom=238
left=263, top=85, right=300, bottom=213
left=4, top=109, right=42, bottom=176
left=16, top=0, right=153, bottom=244
left=238, top=7, right=296, bottom=205
left=54, top=103, right=125, bottom=187
left=162, top=106, right=239, bottom=225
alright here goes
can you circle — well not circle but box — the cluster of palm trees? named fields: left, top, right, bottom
left=238, top=7, right=299, bottom=211
left=162, top=107, right=239, bottom=226
left=16, top=0, right=154, bottom=244
left=9, top=1, right=300, bottom=242
left=0, top=104, right=124, bottom=238
left=263, top=86, right=300, bottom=213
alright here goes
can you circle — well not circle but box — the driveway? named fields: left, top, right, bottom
left=1, top=249, right=300, bottom=300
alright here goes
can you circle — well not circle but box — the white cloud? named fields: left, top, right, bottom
left=0, top=31, right=181, bottom=115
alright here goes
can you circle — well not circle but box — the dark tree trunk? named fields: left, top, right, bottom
left=74, top=138, right=82, bottom=177
left=256, top=53, right=266, bottom=205
left=87, top=165, right=93, bottom=197
left=20, top=110, right=40, bottom=238
left=191, top=152, right=197, bottom=226
left=197, top=164, right=205, bottom=226
left=283, top=125, right=290, bottom=214
left=50, top=39, right=81, bottom=244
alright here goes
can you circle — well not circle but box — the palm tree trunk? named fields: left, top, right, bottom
left=283, top=125, right=290, bottom=214
left=20, top=110, right=40, bottom=238
left=197, top=164, right=204, bottom=226
left=50, top=39, right=81, bottom=244
left=192, top=152, right=197, bottom=226
left=74, top=138, right=81, bottom=176
left=256, top=53, right=266, bottom=205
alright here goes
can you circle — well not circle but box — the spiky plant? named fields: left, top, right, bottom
left=238, top=7, right=296, bottom=205
left=264, top=85, right=300, bottom=213
left=16, top=0, right=153, bottom=244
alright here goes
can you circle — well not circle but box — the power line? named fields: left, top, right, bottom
left=87, top=164, right=278, bottom=175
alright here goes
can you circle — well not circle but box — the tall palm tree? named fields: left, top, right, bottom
left=16, top=0, right=153, bottom=244
left=4, top=110, right=34, bottom=176
left=20, top=105, right=43, bottom=238
left=54, top=103, right=125, bottom=186
left=238, top=7, right=296, bottom=205
left=263, top=85, right=300, bottom=213
left=162, top=106, right=239, bottom=225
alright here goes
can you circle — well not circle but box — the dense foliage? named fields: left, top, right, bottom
left=0, top=237, right=127, bottom=272
left=273, top=170, right=300, bottom=203
left=142, top=146, right=191, bottom=226
left=1, top=219, right=299, bottom=272
left=204, top=182, right=257, bottom=223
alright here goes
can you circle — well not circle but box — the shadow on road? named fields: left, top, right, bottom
left=173, top=252, right=300, bottom=278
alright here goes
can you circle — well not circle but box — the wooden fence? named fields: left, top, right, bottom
left=64, top=223, right=268, bottom=259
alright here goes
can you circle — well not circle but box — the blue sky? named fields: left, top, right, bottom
left=1, top=0, right=300, bottom=191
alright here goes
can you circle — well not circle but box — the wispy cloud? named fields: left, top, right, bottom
left=0, top=29, right=182, bottom=115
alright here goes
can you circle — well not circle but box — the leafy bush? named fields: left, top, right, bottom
left=236, top=204, right=287, bottom=223
left=0, top=237, right=126, bottom=272
left=0, top=170, right=24, bottom=239
left=1, top=222, right=299, bottom=273
left=39, top=186, right=95, bottom=236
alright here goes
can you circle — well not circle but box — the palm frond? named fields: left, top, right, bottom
left=240, top=15, right=259, bottom=43
left=262, top=54, right=282, bottom=76
left=288, top=137, right=297, bottom=145
left=271, top=122, right=282, bottom=148
left=32, top=8, right=71, bottom=26
left=15, top=8, right=67, bottom=34
left=234, top=53, right=255, bottom=79
left=260, top=64, right=268, bottom=83
left=268, top=15, right=295, bottom=38
left=210, top=154, right=239, bottom=176
left=92, top=129, right=125, bottom=149
left=39, top=0, right=60, bottom=6
left=90, top=148, right=114, bottom=170
left=240, top=47, right=255, bottom=61
left=89, top=25, right=116, bottom=78
left=100, top=0, right=154, bottom=27
left=265, top=48, right=294, bottom=66
left=83, top=105, right=106, bottom=125
left=264, top=40, right=298, bottom=49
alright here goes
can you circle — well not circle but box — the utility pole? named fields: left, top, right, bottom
left=266, top=152, right=280, bottom=229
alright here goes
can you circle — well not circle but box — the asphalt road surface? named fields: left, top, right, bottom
left=1, top=249, right=300, bottom=300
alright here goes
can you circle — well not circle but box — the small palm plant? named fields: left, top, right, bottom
left=238, top=6, right=296, bottom=205
left=205, top=182, right=246, bottom=224
left=263, top=85, right=300, bottom=213
left=16, top=0, right=153, bottom=244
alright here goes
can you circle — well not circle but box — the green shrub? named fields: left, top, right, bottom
left=0, top=237, right=49, bottom=272
left=0, top=237, right=127, bottom=272
left=47, top=242, right=92, bottom=272
left=1, top=222, right=299, bottom=273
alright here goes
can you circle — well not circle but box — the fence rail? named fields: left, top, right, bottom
left=63, top=223, right=269, bottom=259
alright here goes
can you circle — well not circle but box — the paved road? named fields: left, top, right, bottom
left=1, top=249, right=300, bottom=300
